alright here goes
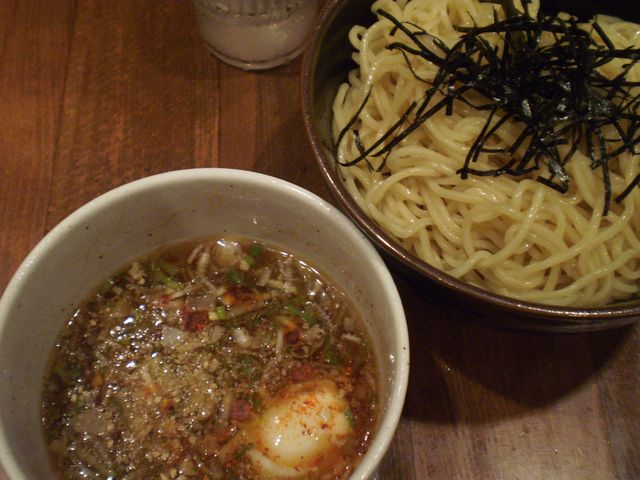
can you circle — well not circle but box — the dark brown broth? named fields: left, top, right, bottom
left=41, top=236, right=378, bottom=480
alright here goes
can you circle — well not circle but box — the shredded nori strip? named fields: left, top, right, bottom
left=336, top=0, right=640, bottom=215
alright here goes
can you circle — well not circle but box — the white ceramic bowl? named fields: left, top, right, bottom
left=0, top=168, right=409, bottom=480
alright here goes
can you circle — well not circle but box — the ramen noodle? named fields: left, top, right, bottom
left=333, top=0, right=640, bottom=306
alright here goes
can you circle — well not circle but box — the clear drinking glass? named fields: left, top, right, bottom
left=193, top=0, right=319, bottom=71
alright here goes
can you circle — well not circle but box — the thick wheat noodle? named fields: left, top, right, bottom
left=333, top=0, right=640, bottom=306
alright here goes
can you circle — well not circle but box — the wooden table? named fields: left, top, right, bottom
left=1, top=1, right=639, bottom=479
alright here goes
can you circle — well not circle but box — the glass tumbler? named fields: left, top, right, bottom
left=193, top=0, right=319, bottom=71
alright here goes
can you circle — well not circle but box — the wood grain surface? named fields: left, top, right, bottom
left=1, top=1, right=638, bottom=479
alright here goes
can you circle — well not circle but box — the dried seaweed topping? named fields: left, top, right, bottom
left=336, top=0, right=640, bottom=215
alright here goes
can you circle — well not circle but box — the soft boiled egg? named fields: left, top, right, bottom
left=235, top=379, right=353, bottom=478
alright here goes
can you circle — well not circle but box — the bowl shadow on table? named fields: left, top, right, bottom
left=396, top=274, right=632, bottom=425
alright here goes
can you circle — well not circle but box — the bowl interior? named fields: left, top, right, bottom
left=302, top=0, right=640, bottom=331
left=0, top=169, right=409, bottom=479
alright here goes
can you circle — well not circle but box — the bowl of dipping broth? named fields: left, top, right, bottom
left=302, top=0, right=640, bottom=332
left=0, top=168, right=409, bottom=480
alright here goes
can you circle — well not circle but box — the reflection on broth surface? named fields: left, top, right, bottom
left=41, top=236, right=378, bottom=480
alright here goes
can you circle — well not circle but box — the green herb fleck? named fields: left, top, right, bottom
left=243, top=254, right=256, bottom=267
left=214, top=306, right=227, bottom=320
left=148, top=263, right=181, bottom=290
left=227, top=268, right=243, bottom=285
left=285, top=302, right=317, bottom=325
left=324, top=342, right=343, bottom=366
left=249, top=243, right=263, bottom=258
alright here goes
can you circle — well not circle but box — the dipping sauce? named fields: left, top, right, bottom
left=41, top=237, right=378, bottom=479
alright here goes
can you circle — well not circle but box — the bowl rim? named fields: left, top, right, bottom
left=0, top=167, right=410, bottom=480
left=301, top=0, right=640, bottom=325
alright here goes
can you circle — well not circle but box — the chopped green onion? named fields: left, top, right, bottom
left=290, top=296, right=305, bottom=306
left=285, top=302, right=317, bottom=325
left=248, top=243, right=263, bottom=258
left=148, top=264, right=181, bottom=290
left=285, top=304, right=302, bottom=316
left=227, top=268, right=243, bottom=285
left=214, top=306, right=227, bottom=320
left=324, top=342, right=343, bottom=366
left=300, top=310, right=317, bottom=325
left=243, top=254, right=256, bottom=267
